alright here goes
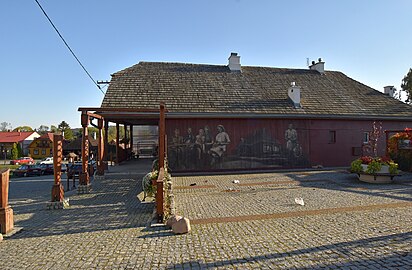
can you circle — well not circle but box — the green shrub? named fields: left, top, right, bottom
left=350, top=159, right=363, bottom=173
left=366, top=159, right=382, bottom=174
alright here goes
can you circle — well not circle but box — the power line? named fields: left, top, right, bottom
left=34, top=0, right=104, bottom=94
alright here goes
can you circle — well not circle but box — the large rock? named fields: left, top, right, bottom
left=166, top=215, right=182, bottom=228
left=172, top=217, right=191, bottom=234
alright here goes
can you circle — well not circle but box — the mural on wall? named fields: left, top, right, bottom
left=167, top=120, right=309, bottom=171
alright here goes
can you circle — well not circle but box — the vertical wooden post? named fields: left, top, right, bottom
left=103, top=121, right=109, bottom=169
left=159, top=103, right=165, bottom=169
left=97, top=119, right=105, bottom=176
left=79, top=113, right=90, bottom=186
left=124, top=125, right=128, bottom=160
left=130, top=125, right=134, bottom=158
left=116, top=123, right=120, bottom=164
left=51, top=134, right=64, bottom=202
left=0, top=169, right=13, bottom=234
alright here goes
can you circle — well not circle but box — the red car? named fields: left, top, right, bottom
left=13, top=165, right=42, bottom=177
left=10, top=157, right=34, bottom=165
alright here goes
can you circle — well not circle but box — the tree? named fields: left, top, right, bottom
left=50, top=125, right=58, bottom=133
left=58, top=121, right=74, bottom=140
left=0, top=122, right=12, bottom=131
left=13, top=126, right=33, bottom=132
left=11, top=143, right=18, bottom=160
left=37, top=125, right=49, bottom=134
left=401, top=68, right=412, bottom=104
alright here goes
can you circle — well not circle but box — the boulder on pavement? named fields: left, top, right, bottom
left=172, top=217, right=191, bottom=234
left=166, top=215, right=182, bottom=228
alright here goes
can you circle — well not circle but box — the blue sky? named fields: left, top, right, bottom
left=1, top=0, right=411, bottom=129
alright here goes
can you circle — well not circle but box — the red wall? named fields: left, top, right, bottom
left=165, top=118, right=412, bottom=171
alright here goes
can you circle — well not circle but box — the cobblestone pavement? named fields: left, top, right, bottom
left=1, top=162, right=411, bottom=269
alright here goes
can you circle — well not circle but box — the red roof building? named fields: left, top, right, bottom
left=0, top=131, right=40, bottom=157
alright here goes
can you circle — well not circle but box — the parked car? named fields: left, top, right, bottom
left=13, top=165, right=42, bottom=177
left=39, top=157, right=53, bottom=164
left=39, top=163, right=68, bottom=175
left=10, top=157, right=34, bottom=165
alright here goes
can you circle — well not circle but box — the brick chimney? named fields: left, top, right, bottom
left=309, top=58, right=325, bottom=74
left=228, top=52, right=241, bottom=72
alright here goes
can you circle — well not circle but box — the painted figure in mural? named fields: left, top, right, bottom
left=195, top=128, right=206, bottom=161
left=168, top=128, right=184, bottom=169
left=210, top=125, right=231, bottom=166
left=184, top=127, right=195, bottom=144
left=285, top=124, right=298, bottom=153
left=203, top=125, right=214, bottom=154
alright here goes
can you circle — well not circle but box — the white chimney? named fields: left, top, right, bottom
left=288, top=82, right=301, bottom=108
left=228, top=52, right=241, bottom=72
left=309, top=58, right=325, bottom=74
left=384, top=86, right=396, bottom=98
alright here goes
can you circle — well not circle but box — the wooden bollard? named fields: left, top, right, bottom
left=0, top=169, right=14, bottom=234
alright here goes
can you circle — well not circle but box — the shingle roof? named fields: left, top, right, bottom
left=0, top=131, right=37, bottom=143
left=101, top=62, right=412, bottom=119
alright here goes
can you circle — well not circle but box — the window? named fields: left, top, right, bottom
left=363, top=132, right=369, bottom=144
left=329, top=131, right=336, bottom=143
left=34, top=149, right=39, bottom=155
left=41, top=149, right=46, bottom=155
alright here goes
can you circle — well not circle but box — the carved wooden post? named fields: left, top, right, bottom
left=156, top=167, right=165, bottom=223
left=103, top=121, right=109, bottom=170
left=97, top=119, right=105, bottom=176
left=124, top=124, right=128, bottom=160
left=79, top=112, right=91, bottom=194
left=51, top=134, right=64, bottom=202
left=116, top=123, right=120, bottom=164
left=159, top=103, right=165, bottom=169
left=0, top=169, right=13, bottom=234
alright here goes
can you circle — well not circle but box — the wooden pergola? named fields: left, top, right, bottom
left=76, top=104, right=167, bottom=218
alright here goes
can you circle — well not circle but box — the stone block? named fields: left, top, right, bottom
left=172, top=217, right=191, bottom=234
left=166, top=215, right=182, bottom=228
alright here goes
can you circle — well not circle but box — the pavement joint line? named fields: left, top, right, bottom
left=237, top=179, right=329, bottom=186
left=174, top=185, right=216, bottom=190
left=190, top=201, right=412, bottom=225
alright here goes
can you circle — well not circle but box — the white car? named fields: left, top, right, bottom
left=39, top=157, right=53, bottom=164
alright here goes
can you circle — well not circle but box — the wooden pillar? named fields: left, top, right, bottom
left=130, top=125, right=134, bottom=158
left=124, top=125, right=128, bottom=160
left=79, top=113, right=90, bottom=186
left=156, top=167, right=165, bottom=222
left=103, top=121, right=109, bottom=169
left=51, top=134, right=64, bottom=202
left=97, top=119, right=105, bottom=176
left=159, top=103, right=165, bottom=169
left=116, top=123, right=120, bottom=164
left=0, top=169, right=13, bottom=234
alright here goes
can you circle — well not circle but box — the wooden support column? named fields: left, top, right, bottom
left=116, top=123, right=120, bottom=164
left=159, top=103, right=165, bottom=168
left=156, top=103, right=166, bottom=222
left=130, top=125, right=134, bottom=158
left=103, top=121, right=109, bottom=169
left=79, top=113, right=90, bottom=192
left=124, top=125, right=128, bottom=160
left=97, top=119, right=105, bottom=176
left=0, top=169, right=13, bottom=234
left=51, top=134, right=64, bottom=202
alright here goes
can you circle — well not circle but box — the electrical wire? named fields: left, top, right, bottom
left=34, top=0, right=105, bottom=94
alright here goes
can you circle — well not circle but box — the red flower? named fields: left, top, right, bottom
left=360, top=156, right=373, bottom=165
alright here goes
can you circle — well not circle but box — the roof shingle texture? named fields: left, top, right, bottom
left=101, top=62, right=412, bottom=118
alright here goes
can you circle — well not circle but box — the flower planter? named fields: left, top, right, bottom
left=360, top=164, right=389, bottom=174
left=358, top=173, right=395, bottom=184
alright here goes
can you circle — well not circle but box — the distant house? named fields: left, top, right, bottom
left=80, top=53, right=412, bottom=172
left=63, top=137, right=98, bottom=158
left=28, top=133, right=54, bottom=159
left=0, top=131, right=40, bottom=158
